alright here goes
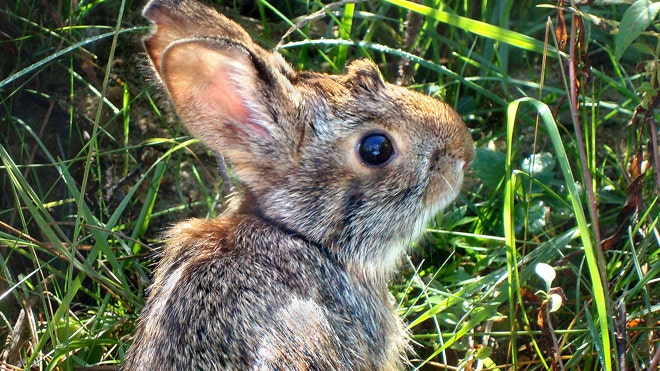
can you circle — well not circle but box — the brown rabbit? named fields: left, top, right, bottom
left=125, top=0, right=475, bottom=369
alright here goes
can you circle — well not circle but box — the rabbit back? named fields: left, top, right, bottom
left=125, top=216, right=406, bottom=370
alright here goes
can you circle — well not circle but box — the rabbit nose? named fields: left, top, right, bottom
left=464, top=145, right=476, bottom=165
left=462, top=133, right=476, bottom=165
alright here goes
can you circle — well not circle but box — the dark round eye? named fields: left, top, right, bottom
left=357, top=133, right=395, bottom=166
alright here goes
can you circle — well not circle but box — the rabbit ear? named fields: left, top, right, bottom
left=143, top=0, right=289, bottom=155
left=157, top=38, right=275, bottom=149
left=143, top=0, right=253, bottom=75
left=344, top=59, right=386, bottom=92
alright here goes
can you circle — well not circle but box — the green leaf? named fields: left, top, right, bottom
left=521, top=152, right=557, bottom=193
left=521, top=152, right=556, bottom=180
left=535, top=262, right=557, bottom=291
left=631, top=41, right=656, bottom=56
left=515, top=200, right=548, bottom=235
left=476, top=345, right=494, bottom=360
left=471, top=148, right=506, bottom=189
left=615, top=0, right=660, bottom=60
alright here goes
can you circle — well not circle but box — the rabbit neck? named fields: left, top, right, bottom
left=234, top=187, right=400, bottom=289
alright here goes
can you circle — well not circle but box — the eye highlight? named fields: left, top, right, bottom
left=357, top=132, right=395, bottom=167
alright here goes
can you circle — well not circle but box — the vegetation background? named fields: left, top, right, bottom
left=1, top=0, right=658, bottom=369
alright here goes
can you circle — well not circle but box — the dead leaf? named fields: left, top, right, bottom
left=555, top=0, right=568, bottom=52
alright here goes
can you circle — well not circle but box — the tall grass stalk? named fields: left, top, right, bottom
left=507, top=98, right=612, bottom=370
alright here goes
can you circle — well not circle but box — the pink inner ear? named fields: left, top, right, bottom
left=204, top=64, right=251, bottom=126
left=160, top=40, right=272, bottom=141
left=203, top=64, right=272, bottom=138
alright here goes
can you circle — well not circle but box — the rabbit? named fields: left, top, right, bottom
left=125, top=0, right=475, bottom=369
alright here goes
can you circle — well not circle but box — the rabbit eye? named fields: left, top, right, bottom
left=357, top=133, right=395, bottom=166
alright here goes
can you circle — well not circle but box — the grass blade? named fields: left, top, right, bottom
left=385, top=0, right=561, bottom=57
left=508, top=97, right=613, bottom=370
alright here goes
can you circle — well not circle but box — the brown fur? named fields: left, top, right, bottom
left=125, top=0, right=475, bottom=369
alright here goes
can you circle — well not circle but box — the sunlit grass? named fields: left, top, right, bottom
left=1, top=0, right=658, bottom=369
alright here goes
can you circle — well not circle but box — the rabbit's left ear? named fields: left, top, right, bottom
left=143, top=0, right=300, bottom=157
left=143, top=0, right=254, bottom=76
left=159, top=39, right=275, bottom=145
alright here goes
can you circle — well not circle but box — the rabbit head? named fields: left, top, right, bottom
left=143, top=0, right=475, bottom=281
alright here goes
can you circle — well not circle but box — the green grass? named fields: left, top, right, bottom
left=1, top=0, right=659, bottom=369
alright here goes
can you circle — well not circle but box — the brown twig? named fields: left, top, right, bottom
left=275, top=0, right=368, bottom=50
left=1, top=286, right=47, bottom=366
left=395, top=0, right=424, bottom=86
left=616, top=300, right=628, bottom=371
left=648, top=341, right=660, bottom=371
left=215, top=151, right=235, bottom=196
left=649, top=117, right=660, bottom=195
left=567, top=1, right=605, bottom=271
left=642, top=93, right=660, bottom=195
